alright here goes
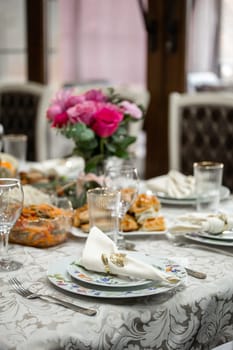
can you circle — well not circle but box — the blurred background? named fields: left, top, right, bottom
left=0, top=0, right=233, bottom=178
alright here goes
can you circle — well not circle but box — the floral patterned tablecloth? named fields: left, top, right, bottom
left=1, top=199, right=233, bottom=350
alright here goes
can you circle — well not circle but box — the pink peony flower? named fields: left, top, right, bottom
left=67, top=100, right=99, bottom=125
left=120, top=100, right=142, bottom=119
left=46, top=89, right=84, bottom=124
left=91, top=105, right=123, bottom=137
left=84, top=89, right=107, bottom=102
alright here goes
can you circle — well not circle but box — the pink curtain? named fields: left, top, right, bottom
left=187, top=0, right=220, bottom=73
left=58, top=0, right=147, bottom=86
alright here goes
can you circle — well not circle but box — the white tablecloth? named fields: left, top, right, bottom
left=1, top=198, right=233, bottom=350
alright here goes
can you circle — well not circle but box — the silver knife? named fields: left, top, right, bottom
left=185, top=267, right=207, bottom=279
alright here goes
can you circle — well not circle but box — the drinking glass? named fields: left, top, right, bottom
left=87, top=187, right=120, bottom=243
left=193, top=161, right=224, bottom=212
left=0, top=178, right=24, bottom=271
left=104, top=165, right=139, bottom=247
left=3, top=134, right=28, bottom=164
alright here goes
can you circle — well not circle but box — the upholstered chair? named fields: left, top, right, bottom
left=0, top=82, right=52, bottom=161
left=169, top=92, right=233, bottom=191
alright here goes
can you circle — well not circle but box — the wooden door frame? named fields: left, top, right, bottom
left=145, top=0, right=187, bottom=179
left=26, top=0, right=48, bottom=83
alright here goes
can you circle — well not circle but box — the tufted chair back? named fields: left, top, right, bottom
left=169, top=92, right=233, bottom=191
left=0, top=82, right=51, bottom=161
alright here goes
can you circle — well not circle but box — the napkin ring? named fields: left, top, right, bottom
left=101, top=253, right=126, bottom=274
left=101, top=254, right=110, bottom=274
left=110, top=253, right=126, bottom=267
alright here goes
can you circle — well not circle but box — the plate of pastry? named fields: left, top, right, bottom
left=71, top=193, right=167, bottom=237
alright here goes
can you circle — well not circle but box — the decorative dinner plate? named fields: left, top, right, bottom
left=70, top=226, right=167, bottom=239
left=185, top=232, right=233, bottom=247
left=47, top=254, right=187, bottom=299
left=196, top=231, right=233, bottom=242
left=67, top=261, right=151, bottom=288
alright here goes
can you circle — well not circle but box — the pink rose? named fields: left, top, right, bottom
left=120, top=101, right=142, bottom=119
left=91, top=106, right=123, bottom=137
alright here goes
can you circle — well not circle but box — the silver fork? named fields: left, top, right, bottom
left=9, top=277, right=97, bottom=316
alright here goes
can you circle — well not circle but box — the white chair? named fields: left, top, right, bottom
left=168, top=91, right=233, bottom=191
left=0, top=82, right=53, bottom=161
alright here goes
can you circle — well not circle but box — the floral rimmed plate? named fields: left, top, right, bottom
left=47, top=254, right=187, bottom=299
left=67, top=261, right=151, bottom=288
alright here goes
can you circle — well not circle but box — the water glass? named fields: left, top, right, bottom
left=193, top=161, right=224, bottom=212
left=0, top=178, right=24, bottom=271
left=3, top=134, right=28, bottom=163
left=87, top=187, right=120, bottom=242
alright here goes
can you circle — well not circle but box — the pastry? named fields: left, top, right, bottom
left=120, top=214, right=139, bottom=232
left=140, top=216, right=166, bottom=231
left=129, top=193, right=160, bottom=214
left=73, top=204, right=89, bottom=227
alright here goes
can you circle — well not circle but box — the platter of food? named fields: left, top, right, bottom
left=71, top=193, right=167, bottom=237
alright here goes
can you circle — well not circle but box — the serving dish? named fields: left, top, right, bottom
left=10, top=204, right=72, bottom=248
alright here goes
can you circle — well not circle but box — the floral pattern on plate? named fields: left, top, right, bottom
left=47, top=255, right=187, bottom=299
left=67, top=261, right=151, bottom=288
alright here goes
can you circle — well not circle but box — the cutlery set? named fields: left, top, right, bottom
left=9, top=277, right=97, bottom=316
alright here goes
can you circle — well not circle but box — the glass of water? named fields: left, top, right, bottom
left=193, top=161, right=224, bottom=212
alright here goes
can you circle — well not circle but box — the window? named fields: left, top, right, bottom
left=0, top=0, right=26, bottom=82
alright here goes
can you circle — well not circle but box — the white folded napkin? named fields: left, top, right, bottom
left=169, top=213, right=233, bottom=235
left=147, top=170, right=195, bottom=199
left=79, top=226, right=180, bottom=284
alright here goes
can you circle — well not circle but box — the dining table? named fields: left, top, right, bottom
left=1, top=181, right=233, bottom=350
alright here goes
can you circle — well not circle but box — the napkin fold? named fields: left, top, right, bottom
left=169, top=213, right=233, bottom=235
left=79, top=227, right=180, bottom=284
left=147, top=170, right=195, bottom=199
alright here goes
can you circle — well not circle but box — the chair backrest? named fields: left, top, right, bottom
left=168, top=92, right=233, bottom=191
left=0, top=82, right=52, bottom=162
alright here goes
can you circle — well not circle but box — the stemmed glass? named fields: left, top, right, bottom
left=0, top=178, right=24, bottom=271
left=104, top=165, right=139, bottom=248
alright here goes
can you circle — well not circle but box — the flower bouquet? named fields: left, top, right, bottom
left=46, top=88, right=144, bottom=174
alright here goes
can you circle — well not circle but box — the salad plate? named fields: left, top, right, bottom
left=185, top=232, right=233, bottom=247
left=47, top=254, right=187, bottom=299
left=190, top=231, right=233, bottom=242
left=67, top=260, right=151, bottom=288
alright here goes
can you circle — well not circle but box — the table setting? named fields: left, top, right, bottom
left=1, top=88, right=233, bottom=350
left=1, top=161, right=233, bottom=350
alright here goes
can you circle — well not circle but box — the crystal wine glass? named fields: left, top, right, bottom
left=104, top=165, right=139, bottom=248
left=0, top=178, right=24, bottom=271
